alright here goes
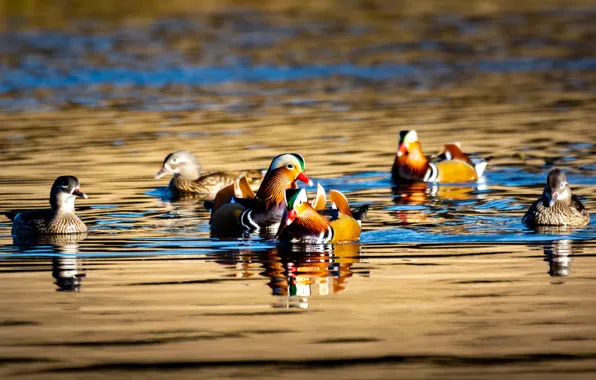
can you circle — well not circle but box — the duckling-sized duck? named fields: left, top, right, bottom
left=276, top=186, right=368, bottom=244
left=208, top=153, right=313, bottom=232
left=155, top=150, right=264, bottom=194
left=391, top=130, right=487, bottom=183
left=4, top=176, right=88, bottom=235
left=523, top=169, right=589, bottom=227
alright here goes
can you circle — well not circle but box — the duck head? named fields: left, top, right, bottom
left=256, top=153, right=312, bottom=208
left=394, top=130, right=428, bottom=176
left=283, top=188, right=309, bottom=226
left=155, top=150, right=201, bottom=181
left=278, top=188, right=329, bottom=235
left=50, top=176, right=87, bottom=213
left=396, top=130, right=419, bottom=158
left=544, top=168, right=572, bottom=207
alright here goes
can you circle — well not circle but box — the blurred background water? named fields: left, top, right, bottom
left=0, top=0, right=595, bottom=379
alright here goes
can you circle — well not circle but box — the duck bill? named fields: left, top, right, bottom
left=72, top=188, right=88, bottom=199
left=397, top=143, right=408, bottom=157
left=549, top=191, right=559, bottom=207
left=297, top=172, right=313, bottom=186
left=154, top=167, right=169, bottom=180
left=285, top=209, right=297, bottom=226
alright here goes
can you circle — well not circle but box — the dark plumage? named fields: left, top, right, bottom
left=4, top=176, right=88, bottom=235
left=523, top=169, right=589, bottom=227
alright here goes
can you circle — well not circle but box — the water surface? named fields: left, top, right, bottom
left=0, top=1, right=595, bottom=379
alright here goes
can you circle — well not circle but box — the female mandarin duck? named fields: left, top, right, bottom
left=391, top=130, right=487, bottom=183
left=208, top=153, right=313, bottom=232
left=155, top=150, right=264, bottom=194
left=523, top=169, right=589, bottom=227
left=276, top=185, right=368, bottom=244
left=4, top=176, right=88, bottom=235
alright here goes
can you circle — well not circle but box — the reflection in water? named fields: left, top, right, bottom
left=391, top=182, right=488, bottom=225
left=12, top=234, right=87, bottom=292
left=52, top=256, right=85, bottom=292
left=211, top=244, right=361, bottom=308
left=543, top=238, right=585, bottom=278
left=531, top=226, right=587, bottom=279
left=392, top=182, right=487, bottom=205
left=267, top=244, right=361, bottom=309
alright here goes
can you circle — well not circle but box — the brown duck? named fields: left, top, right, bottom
left=391, top=130, right=488, bottom=183
left=5, top=176, right=88, bottom=235
left=523, top=169, right=589, bottom=227
left=155, top=150, right=264, bottom=194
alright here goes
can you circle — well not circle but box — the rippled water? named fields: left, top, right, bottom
left=0, top=1, right=595, bottom=379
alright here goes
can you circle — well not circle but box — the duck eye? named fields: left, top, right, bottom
left=560, top=182, right=565, bottom=189
left=286, top=164, right=294, bottom=169
left=172, top=159, right=178, bottom=164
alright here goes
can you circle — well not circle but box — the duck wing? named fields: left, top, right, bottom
left=571, top=194, right=587, bottom=212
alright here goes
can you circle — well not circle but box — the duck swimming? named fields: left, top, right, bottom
left=391, top=130, right=487, bottom=183
left=523, top=168, right=589, bottom=227
left=5, top=176, right=88, bottom=235
left=208, top=153, right=313, bottom=233
left=276, top=186, right=368, bottom=244
left=155, top=150, right=264, bottom=194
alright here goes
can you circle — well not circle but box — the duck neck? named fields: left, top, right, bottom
left=395, top=146, right=429, bottom=178
left=175, top=164, right=201, bottom=181
left=51, top=193, right=76, bottom=215
left=257, top=171, right=294, bottom=209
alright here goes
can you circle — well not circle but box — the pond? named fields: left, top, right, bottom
left=0, top=1, right=595, bottom=378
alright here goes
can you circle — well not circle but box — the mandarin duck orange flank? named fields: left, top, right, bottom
left=391, top=130, right=487, bottom=183
left=155, top=150, right=264, bottom=194
left=4, top=176, right=88, bottom=235
left=276, top=187, right=368, bottom=244
left=208, top=153, right=313, bottom=234
left=523, top=169, right=589, bottom=228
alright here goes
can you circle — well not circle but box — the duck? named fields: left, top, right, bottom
left=155, top=150, right=264, bottom=194
left=391, top=130, right=487, bottom=183
left=4, top=176, right=88, bottom=235
left=276, top=186, right=368, bottom=244
left=208, top=153, right=313, bottom=232
left=523, top=168, right=589, bottom=227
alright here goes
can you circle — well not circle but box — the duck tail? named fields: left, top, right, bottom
left=471, top=158, right=488, bottom=178
left=203, top=200, right=214, bottom=212
left=352, top=205, right=369, bottom=223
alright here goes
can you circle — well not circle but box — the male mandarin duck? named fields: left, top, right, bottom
left=276, top=186, right=368, bottom=244
left=391, top=130, right=487, bottom=183
left=155, top=150, right=264, bottom=194
left=523, top=169, right=589, bottom=227
left=208, top=153, right=313, bottom=232
left=4, top=176, right=88, bottom=235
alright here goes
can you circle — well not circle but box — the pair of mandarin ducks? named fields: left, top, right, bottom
left=4, top=130, right=590, bottom=241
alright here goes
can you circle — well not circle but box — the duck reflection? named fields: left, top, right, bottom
left=267, top=244, right=362, bottom=309
left=392, top=182, right=486, bottom=205
left=391, top=182, right=487, bottom=224
left=12, top=234, right=87, bottom=292
left=532, top=226, right=586, bottom=278
left=210, top=244, right=362, bottom=308
left=542, top=239, right=584, bottom=278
